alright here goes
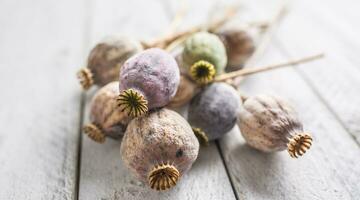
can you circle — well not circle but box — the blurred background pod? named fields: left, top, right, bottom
left=83, top=82, right=132, bottom=143
left=217, top=28, right=256, bottom=72
left=120, top=108, right=199, bottom=191
left=77, top=36, right=143, bottom=90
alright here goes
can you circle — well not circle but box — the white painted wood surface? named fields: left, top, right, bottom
left=1, top=0, right=360, bottom=199
left=0, top=0, right=87, bottom=199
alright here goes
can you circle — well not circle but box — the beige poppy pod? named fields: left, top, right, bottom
left=217, top=28, right=255, bottom=72
left=121, top=108, right=199, bottom=191
left=83, top=82, right=132, bottom=143
left=77, top=36, right=143, bottom=90
left=238, top=94, right=312, bottom=158
left=168, top=75, right=198, bottom=108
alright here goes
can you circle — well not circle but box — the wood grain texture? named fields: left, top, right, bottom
left=219, top=43, right=360, bottom=199
left=78, top=0, right=236, bottom=199
left=0, top=0, right=87, bottom=199
left=274, top=0, right=360, bottom=144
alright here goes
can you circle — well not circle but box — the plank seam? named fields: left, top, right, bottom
left=75, top=0, right=94, bottom=199
left=275, top=38, right=360, bottom=148
left=215, top=140, right=239, bottom=200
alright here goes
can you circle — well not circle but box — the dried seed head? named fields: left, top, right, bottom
left=117, top=89, right=148, bottom=117
left=192, top=127, right=209, bottom=146
left=77, top=68, right=94, bottom=90
left=182, top=32, right=227, bottom=79
left=83, top=123, right=105, bottom=143
left=148, top=162, right=180, bottom=191
left=287, top=133, right=312, bottom=158
left=189, top=60, right=216, bottom=85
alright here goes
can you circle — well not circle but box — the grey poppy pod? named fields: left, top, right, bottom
left=188, top=82, right=241, bottom=143
left=83, top=82, right=132, bottom=143
left=77, top=36, right=143, bottom=90
left=121, top=108, right=199, bottom=191
left=238, top=94, right=312, bottom=158
left=217, top=28, right=255, bottom=71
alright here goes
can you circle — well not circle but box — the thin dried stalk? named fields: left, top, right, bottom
left=144, top=4, right=239, bottom=49
left=231, top=2, right=289, bottom=87
left=162, top=0, right=188, bottom=37
left=215, top=53, right=325, bottom=82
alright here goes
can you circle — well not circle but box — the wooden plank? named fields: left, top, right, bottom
left=78, top=0, right=236, bottom=199
left=273, top=0, right=360, bottom=144
left=0, top=0, right=87, bottom=199
left=219, top=43, right=360, bottom=199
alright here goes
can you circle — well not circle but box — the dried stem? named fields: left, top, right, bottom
left=145, top=4, right=239, bottom=49
left=161, top=0, right=188, bottom=37
left=231, top=2, right=289, bottom=87
left=215, top=53, right=325, bottom=82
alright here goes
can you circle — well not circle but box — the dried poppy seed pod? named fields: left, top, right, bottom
left=188, top=82, right=241, bottom=144
left=83, top=82, right=132, bottom=143
left=77, top=36, right=143, bottom=90
left=182, top=32, right=227, bottom=85
left=238, top=95, right=312, bottom=158
left=121, top=108, right=199, bottom=191
left=118, top=48, right=180, bottom=117
left=167, top=75, right=198, bottom=108
left=217, top=29, right=255, bottom=71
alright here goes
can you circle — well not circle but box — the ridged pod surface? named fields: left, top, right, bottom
left=83, top=82, right=132, bottom=143
left=238, top=95, right=312, bottom=158
left=120, top=108, right=199, bottom=190
left=118, top=48, right=180, bottom=117
left=78, top=36, right=143, bottom=89
left=217, top=29, right=255, bottom=71
left=188, top=82, right=241, bottom=141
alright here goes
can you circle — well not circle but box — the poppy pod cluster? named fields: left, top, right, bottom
left=79, top=14, right=318, bottom=191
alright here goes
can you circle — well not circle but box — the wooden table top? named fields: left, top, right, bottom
left=1, top=0, right=359, bottom=199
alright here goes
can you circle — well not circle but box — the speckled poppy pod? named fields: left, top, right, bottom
left=120, top=108, right=199, bottom=191
left=83, top=82, right=132, bottom=143
left=117, top=48, right=180, bottom=117
left=217, top=28, right=255, bottom=71
left=182, top=32, right=227, bottom=85
left=237, top=94, right=313, bottom=158
left=77, top=36, right=143, bottom=90
left=188, top=82, right=241, bottom=144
